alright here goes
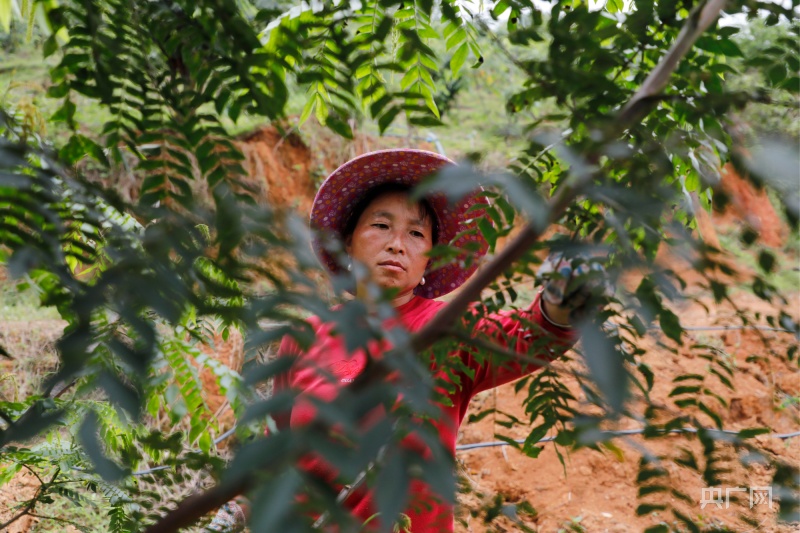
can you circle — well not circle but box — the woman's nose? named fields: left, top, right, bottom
left=386, top=232, right=405, bottom=254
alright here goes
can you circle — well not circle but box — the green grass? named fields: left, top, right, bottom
left=716, top=231, right=800, bottom=294
left=0, top=282, right=62, bottom=322
left=0, top=44, right=114, bottom=143
left=29, top=489, right=111, bottom=532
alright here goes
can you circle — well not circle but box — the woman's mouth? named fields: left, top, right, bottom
left=377, top=261, right=405, bottom=272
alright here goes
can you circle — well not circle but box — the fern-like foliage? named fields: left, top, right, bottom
left=1, top=0, right=798, bottom=531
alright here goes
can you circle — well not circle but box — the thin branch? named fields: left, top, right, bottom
left=447, top=329, right=557, bottom=371
left=0, top=492, right=39, bottom=532
left=27, top=513, right=87, bottom=529
left=0, top=467, right=59, bottom=531
left=617, top=0, right=729, bottom=125
left=312, top=445, right=389, bottom=529
left=22, top=464, right=46, bottom=486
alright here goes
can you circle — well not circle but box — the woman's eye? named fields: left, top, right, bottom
left=372, top=223, right=389, bottom=229
left=411, top=231, right=425, bottom=238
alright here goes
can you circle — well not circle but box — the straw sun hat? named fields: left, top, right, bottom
left=310, top=149, right=488, bottom=298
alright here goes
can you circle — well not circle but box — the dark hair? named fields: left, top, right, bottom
left=341, top=183, right=439, bottom=245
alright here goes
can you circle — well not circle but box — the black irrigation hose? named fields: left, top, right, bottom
left=455, top=428, right=800, bottom=451
left=659, top=325, right=796, bottom=334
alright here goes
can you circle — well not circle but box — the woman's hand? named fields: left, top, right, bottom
left=538, top=252, right=611, bottom=327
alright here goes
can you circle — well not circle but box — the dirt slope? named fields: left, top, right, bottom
left=456, top=289, right=799, bottom=533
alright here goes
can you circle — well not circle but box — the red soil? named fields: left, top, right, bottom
left=456, top=289, right=799, bottom=533
left=711, top=163, right=788, bottom=249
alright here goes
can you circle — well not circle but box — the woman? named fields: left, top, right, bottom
left=212, top=149, right=594, bottom=532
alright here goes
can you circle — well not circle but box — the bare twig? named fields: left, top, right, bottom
left=0, top=467, right=60, bottom=531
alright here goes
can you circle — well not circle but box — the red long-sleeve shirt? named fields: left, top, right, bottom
left=273, top=292, right=576, bottom=532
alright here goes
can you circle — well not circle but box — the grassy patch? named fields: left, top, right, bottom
left=0, top=281, right=61, bottom=322
left=716, top=232, right=800, bottom=295
left=29, top=489, right=111, bottom=532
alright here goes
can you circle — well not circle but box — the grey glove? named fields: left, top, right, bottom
left=538, top=251, right=611, bottom=319
left=207, top=501, right=246, bottom=533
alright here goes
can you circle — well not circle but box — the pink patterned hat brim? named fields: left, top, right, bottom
left=310, top=149, right=488, bottom=299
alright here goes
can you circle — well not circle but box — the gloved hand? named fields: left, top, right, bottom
left=207, top=501, right=246, bottom=533
left=537, top=251, right=611, bottom=323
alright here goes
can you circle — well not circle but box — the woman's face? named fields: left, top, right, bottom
left=345, top=191, right=434, bottom=305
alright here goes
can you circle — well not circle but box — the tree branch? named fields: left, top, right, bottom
left=617, top=0, right=729, bottom=125
left=143, top=478, right=250, bottom=533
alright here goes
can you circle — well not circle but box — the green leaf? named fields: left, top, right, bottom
left=43, top=34, right=59, bottom=57
left=672, top=374, right=703, bottom=382
left=450, top=42, right=469, bottom=78
left=477, top=217, right=498, bottom=252
left=606, top=0, right=623, bottom=13
left=737, top=427, right=770, bottom=439
left=445, top=27, right=466, bottom=50
left=297, top=97, right=317, bottom=127
left=375, top=450, right=411, bottom=530
left=636, top=503, right=666, bottom=516
left=492, top=0, right=510, bottom=18
left=407, top=114, right=443, bottom=127
left=659, top=309, right=683, bottom=345
left=758, top=250, right=776, bottom=273
left=400, top=67, right=419, bottom=91
left=637, top=363, right=654, bottom=391
left=326, top=115, right=354, bottom=139
left=780, top=76, right=800, bottom=93
left=0, top=462, right=22, bottom=486
left=577, top=321, right=628, bottom=413
left=669, top=385, right=700, bottom=397
left=637, top=467, right=667, bottom=483
left=378, top=106, right=402, bottom=134
left=51, top=98, right=76, bottom=125
left=695, top=36, right=743, bottom=57
left=0, top=0, right=12, bottom=33
left=768, top=64, right=787, bottom=85
left=79, top=411, right=125, bottom=482
left=698, top=401, right=723, bottom=429
left=314, top=93, right=329, bottom=125
left=492, top=433, right=522, bottom=450
left=638, top=484, right=668, bottom=497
